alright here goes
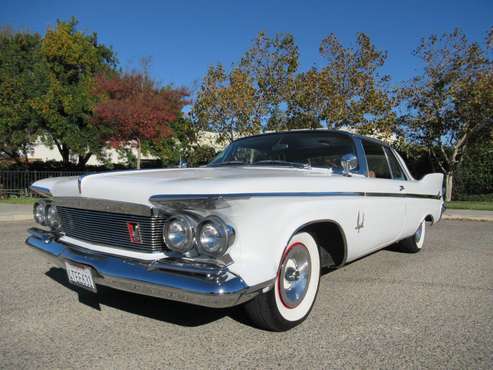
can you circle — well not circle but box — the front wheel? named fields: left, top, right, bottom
left=399, top=220, right=426, bottom=253
left=244, top=232, right=321, bottom=331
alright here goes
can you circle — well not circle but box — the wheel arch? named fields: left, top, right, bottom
left=291, top=219, right=348, bottom=268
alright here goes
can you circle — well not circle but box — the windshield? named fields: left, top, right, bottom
left=209, top=131, right=358, bottom=173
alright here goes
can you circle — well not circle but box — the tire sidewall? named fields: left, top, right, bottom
left=274, top=232, right=321, bottom=322
left=415, top=220, right=426, bottom=250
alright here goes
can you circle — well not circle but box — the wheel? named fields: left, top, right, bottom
left=244, top=232, right=321, bottom=331
left=399, top=219, right=426, bottom=253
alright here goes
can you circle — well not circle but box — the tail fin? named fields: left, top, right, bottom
left=419, top=173, right=444, bottom=199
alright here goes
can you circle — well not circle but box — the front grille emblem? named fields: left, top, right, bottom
left=127, top=222, right=143, bottom=244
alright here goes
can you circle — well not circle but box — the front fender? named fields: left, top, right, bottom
left=215, top=197, right=355, bottom=287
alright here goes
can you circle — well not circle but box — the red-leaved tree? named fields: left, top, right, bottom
left=93, top=72, right=189, bottom=168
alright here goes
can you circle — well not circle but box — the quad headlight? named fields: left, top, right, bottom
left=162, top=214, right=235, bottom=257
left=46, top=205, right=61, bottom=230
left=163, top=214, right=196, bottom=253
left=33, top=201, right=61, bottom=230
left=196, top=216, right=235, bottom=257
left=33, top=202, right=48, bottom=225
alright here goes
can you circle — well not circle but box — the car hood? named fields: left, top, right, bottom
left=32, top=166, right=366, bottom=205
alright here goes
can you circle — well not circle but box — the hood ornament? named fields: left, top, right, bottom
left=77, top=175, right=84, bottom=194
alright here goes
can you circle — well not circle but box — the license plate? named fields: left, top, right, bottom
left=65, top=261, right=97, bottom=292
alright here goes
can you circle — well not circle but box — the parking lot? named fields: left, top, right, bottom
left=1, top=220, right=491, bottom=369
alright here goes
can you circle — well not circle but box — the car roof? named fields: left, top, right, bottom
left=231, top=128, right=391, bottom=148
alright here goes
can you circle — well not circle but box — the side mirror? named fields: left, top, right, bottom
left=340, top=153, right=358, bottom=176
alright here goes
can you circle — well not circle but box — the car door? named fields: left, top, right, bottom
left=361, top=140, right=406, bottom=248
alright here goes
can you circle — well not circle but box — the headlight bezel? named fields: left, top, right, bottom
left=162, top=213, right=235, bottom=258
left=162, top=214, right=197, bottom=253
left=33, top=201, right=48, bottom=226
left=46, top=204, right=61, bottom=230
left=196, top=215, right=235, bottom=257
left=33, top=200, right=61, bottom=231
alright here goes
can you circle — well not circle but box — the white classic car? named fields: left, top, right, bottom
left=27, top=130, right=444, bottom=331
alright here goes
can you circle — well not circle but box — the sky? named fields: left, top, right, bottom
left=1, top=0, right=492, bottom=91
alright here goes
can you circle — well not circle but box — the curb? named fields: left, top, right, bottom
left=442, top=214, right=493, bottom=222
left=0, top=214, right=33, bottom=222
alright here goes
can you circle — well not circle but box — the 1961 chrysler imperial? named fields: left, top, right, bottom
left=27, top=130, right=444, bottom=331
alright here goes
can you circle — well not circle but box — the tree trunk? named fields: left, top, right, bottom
left=136, top=138, right=141, bottom=169
left=77, top=153, right=92, bottom=169
left=445, top=172, right=454, bottom=202
left=55, top=142, right=71, bottom=167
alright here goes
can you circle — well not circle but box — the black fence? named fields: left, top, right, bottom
left=0, top=171, right=91, bottom=197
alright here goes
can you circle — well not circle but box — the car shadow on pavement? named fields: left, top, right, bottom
left=45, top=267, right=243, bottom=327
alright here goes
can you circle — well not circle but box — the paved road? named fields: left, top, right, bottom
left=1, top=221, right=492, bottom=369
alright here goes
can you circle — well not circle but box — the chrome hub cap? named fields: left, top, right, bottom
left=415, top=222, right=423, bottom=244
left=279, top=243, right=312, bottom=308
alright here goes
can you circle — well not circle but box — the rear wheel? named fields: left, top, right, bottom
left=399, top=220, right=426, bottom=253
left=244, top=232, right=321, bottom=331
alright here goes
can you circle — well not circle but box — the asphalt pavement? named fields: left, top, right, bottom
left=0, top=220, right=492, bottom=369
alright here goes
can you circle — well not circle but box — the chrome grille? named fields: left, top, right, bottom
left=58, top=207, right=166, bottom=252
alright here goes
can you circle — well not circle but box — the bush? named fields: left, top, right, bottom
left=454, top=141, right=493, bottom=198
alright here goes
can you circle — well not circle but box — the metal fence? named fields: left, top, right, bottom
left=0, top=171, right=90, bottom=197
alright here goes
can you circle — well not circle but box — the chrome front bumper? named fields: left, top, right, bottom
left=26, top=228, right=271, bottom=308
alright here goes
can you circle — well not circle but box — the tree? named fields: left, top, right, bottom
left=400, top=28, right=493, bottom=201
left=93, top=71, right=189, bottom=169
left=239, top=32, right=299, bottom=130
left=31, top=17, right=116, bottom=167
left=290, top=33, right=395, bottom=137
left=192, top=64, right=260, bottom=144
left=0, top=28, right=45, bottom=165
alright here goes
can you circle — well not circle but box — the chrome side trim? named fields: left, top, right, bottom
left=150, top=191, right=441, bottom=209
left=26, top=228, right=271, bottom=308
left=31, top=185, right=52, bottom=197
left=54, top=197, right=154, bottom=217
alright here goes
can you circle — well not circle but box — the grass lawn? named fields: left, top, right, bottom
left=446, top=201, right=493, bottom=211
left=0, top=197, right=37, bottom=205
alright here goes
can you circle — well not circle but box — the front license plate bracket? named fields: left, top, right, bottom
left=65, top=261, right=97, bottom=293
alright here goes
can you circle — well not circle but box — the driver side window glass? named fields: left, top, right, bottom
left=362, top=140, right=391, bottom=179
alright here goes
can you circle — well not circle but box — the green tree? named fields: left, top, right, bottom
left=239, top=32, right=299, bottom=130
left=32, top=17, right=116, bottom=167
left=289, top=33, right=395, bottom=137
left=0, top=28, right=46, bottom=164
left=192, top=64, right=260, bottom=144
left=400, top=28, right=493, bottom=201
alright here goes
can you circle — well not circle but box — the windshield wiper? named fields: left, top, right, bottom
left=252, top=160, right=311, bottom=169
left=208, top=160, right=246, bottom=167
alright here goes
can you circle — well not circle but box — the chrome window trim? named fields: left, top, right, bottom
left=391, top=148, right=415, bottom=181
left=384, top=146, right=409, bottom=181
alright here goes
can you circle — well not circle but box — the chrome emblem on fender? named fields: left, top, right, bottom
left=355, top=211, right=365, bottom=232
left=127, top=222, right=143, bottom=244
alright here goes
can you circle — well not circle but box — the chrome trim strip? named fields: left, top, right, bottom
left=150, top=191, right=441, bottom=207
left=31, top=185, right=52, bottom=197
left=26, top=228, right=271, bottom=308
left=54, top=197, right=154, bottom=217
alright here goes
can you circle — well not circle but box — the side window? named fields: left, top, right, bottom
left=384, top=147, right=407, bottom=180
left=362, top=140, right=391, bottom=179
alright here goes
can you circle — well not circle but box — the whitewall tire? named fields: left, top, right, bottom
left=399, top=220, right=426, bottom=253
left=244, top=232, right=321, bottom=331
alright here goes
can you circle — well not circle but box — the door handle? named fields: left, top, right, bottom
left=399, top=185, right=405, bottom=191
